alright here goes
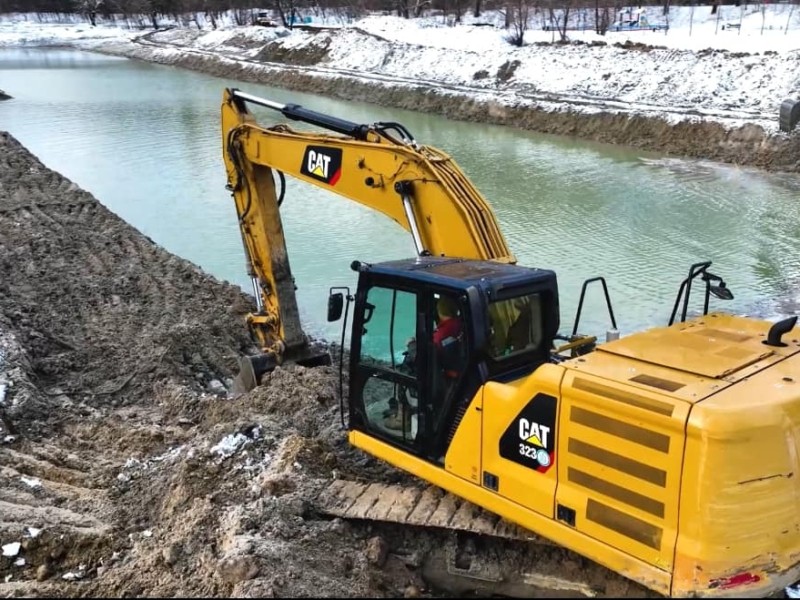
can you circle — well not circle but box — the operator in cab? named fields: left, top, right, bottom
left=384, top=294, right=465, bottom=432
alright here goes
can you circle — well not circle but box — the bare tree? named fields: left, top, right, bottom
left=271, top=0, right=296, bottom=26
left=453, top=0, right=465, bottom=21
left=414, top=0, right=430, bottom=16
left=232, top=6, right=250, bottom=24
left=79, top=0, right=103, bottom=24
left=502, top=0, right=529, bottom=46
left=594, top=0, right=612, bottom=35
left=205, top=7, right=218, bottom=29
left=546, top=0, right=572, bottom=41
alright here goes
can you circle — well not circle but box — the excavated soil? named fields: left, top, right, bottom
left=0, top=129, right=416, bottom=598
left=0, top=132, right=666, bottom=598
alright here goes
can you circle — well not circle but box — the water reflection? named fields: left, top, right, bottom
left=1, top=46, right=799, bottom=344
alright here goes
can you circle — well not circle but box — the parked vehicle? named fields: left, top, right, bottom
left=610, top=8, right=669, bottom=31
left=254, top=11, right=278, bottom=27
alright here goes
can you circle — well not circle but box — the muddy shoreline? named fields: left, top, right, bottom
left=85, top=35, right=800, bottom=173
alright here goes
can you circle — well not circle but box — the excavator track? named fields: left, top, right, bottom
left=313, top=480, right=653, bottom=598
left=315, top=479, right=550, bottom=543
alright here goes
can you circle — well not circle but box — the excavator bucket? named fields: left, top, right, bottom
left=231, top=353, right=276, bottom=395
left=231, top=347, right=332, bottom=395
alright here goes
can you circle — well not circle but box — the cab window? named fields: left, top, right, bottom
left=357, top=286, right=419, bottom=443
left=487, top=293, right=544, bottom=359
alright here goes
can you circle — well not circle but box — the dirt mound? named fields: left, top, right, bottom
left=0, top=131, right=256, bottom=437
left=0, top=131, right=423, bottom=598
left=254, top=34, right=332, bottom=65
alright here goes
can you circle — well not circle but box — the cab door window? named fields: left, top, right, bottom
left=427, top=292, right=468, bottom=431
left=357, top=286, right=419, bottom=444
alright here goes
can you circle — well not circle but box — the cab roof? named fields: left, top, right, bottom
left=360, top=256, right=556, bottom=297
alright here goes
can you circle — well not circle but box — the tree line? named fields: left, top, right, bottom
left=0, top=0, right=792, bottom=43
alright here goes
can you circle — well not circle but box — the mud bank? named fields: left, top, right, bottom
left=0, top=129, right=416, bottom=598
left=90, top=34, right=800, bottom=173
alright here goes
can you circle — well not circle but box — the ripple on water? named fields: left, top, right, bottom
left=2, top=46, right=800, bottom=341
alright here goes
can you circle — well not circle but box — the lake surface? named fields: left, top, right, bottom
left=2, top=46, right=799, bottom=345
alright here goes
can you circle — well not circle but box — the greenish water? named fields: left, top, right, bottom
left=2, top=47, right=799, bottom=345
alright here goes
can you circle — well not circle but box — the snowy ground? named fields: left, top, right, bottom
left=1, top=6, right=799, bottom=132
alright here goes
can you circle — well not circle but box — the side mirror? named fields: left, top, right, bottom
left=327, top=292, right=344, bottom=322
left=709, top=282, right=734, bottom=301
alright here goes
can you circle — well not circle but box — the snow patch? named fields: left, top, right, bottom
left=21, top=476, right=42, bottom=489
left=117, top=446, right=185, bottom=482
left=210, top=432, right=252, bottom=458
left=62, top=570, right=85, bottom=581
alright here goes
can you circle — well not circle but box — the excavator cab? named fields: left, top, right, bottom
left=329, top=256, right=560, bottom=464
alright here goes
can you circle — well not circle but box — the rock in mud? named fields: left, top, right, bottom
left=404, top=585, right=422, bottom=598
left=161, top=544, right=181, bottom=566
left=365, top=536, right=389, bottom=567
left=35, top=563, right=53, bottom=582
left=217, top=556, right=260, bottom=584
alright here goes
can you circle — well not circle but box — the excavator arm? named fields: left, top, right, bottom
left=222, top=89, right=513, bottom=261
left=221, top=88, right=515, bottom=386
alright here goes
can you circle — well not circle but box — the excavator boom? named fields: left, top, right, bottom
left=222, top=89, right=513, bottom=262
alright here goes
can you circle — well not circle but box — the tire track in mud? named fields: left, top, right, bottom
left=0, top=130, right=253, bottom=410
left=0, top=171, right=131, bottom=586
left=0, top=439, right=115, bottom=588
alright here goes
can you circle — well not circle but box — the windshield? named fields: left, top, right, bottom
left=487, top=292, right=544, bottom=360
left=358, top=285, right=417, bottom=370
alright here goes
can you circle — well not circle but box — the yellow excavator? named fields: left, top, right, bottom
left=221, top=87, right=800, bottom=598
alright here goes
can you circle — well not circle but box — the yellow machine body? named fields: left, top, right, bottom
left=351, top=313, right=800, bottom=597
